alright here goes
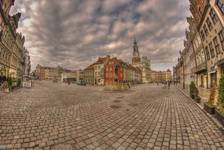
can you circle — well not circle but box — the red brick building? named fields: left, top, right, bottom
left=104, top=57, right=142, bottom=85
left=104, top=58, right=124, bottom=85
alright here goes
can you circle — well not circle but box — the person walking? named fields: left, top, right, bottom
left=168, top=81, right=171, bottom=89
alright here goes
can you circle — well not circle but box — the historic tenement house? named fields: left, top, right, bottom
left=131, top=39, right=152, bottom=83
left=174, top=0, right=224, bottom=104
left=0, top=0, right=30, bottom=80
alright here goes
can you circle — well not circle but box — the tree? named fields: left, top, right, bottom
left=190, top=81, right=198, bottom=99
left=218, top=75, right=224, bottom=111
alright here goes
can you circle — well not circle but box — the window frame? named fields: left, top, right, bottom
left=203, top=24, right=209, bottom=36
left=200, top=30, right=205, bottom=41
left=205, top=46, right=210, bottom=60
left=209, top=8, right=219, bottom=24
left=216, top=0, right=224, bottom=14
left=218, top=29, right=224, bottom=51
left=209, top=42, right=216, bottom=58
left=206, top=18, right=213, bottom=31
left=213, top=36, right=221, bottom=55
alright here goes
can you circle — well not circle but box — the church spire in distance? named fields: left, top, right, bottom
left=132, top=37, right=141, bottom=66
left=133, top=37, right=140, bottom=57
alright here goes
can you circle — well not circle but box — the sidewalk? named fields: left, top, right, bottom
left=176, top=85, right=224, bottom=129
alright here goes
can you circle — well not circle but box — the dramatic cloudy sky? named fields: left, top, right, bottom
left=11, top=0, right=190, bottom=71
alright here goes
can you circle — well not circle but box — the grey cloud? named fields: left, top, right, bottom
left=11, top=0, right=189, bottom=71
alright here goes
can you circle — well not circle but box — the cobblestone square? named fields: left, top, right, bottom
left=0, top=81, right=224, bottom=149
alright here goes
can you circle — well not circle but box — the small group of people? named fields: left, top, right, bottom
left=162, top=81, right=172, bottom=89
left=156, top=80, right=179, bottom=89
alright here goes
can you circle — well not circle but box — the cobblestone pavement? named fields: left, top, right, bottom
left=0, top=81, right=224, bottom=150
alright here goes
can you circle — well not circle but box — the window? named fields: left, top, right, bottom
left=213, top=37, right=221, bottom=55
left=209, top=8, right=219, bottom=24
left=216, top=0, right=224, bottom=14
left=218, top=29, right=224, bottom=51
left=203, top=25, right=208, bottom=36
left=209, top=42, right=216, bottom=58
left=200, top=30, right=205, bottom=41
left=206, top=18, right=213, bottom=31
left=205, top=46, right=210, bottom=60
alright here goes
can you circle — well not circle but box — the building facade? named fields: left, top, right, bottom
left=104, top=57, right=141, bottom=85
left=174, top=0, right=224, bottom=104
left=0, top=0, right=30, bottom=80
left=83, top=64, right=94, bottom=85
left=151, top=70, right=172, bottom=82
left=35, top=65, right=69, bottom=81
left=131, top=39, right=152, bottom=83
left=93, top=56, right=110, bottom=85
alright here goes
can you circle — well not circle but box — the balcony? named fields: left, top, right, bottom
left=195, top=62, right=207, bottom=74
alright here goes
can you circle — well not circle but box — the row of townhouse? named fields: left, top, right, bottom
left=35, top=64, right=78, bottom=82
left=174, top=0, right=224, bottom=104
left=83, top=56, right=142, bottom=86
left=151, top=70, right=172, bottom=83
left=0, top=0, right=30, bottom=81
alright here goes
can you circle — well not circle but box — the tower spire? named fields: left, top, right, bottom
left=133, top=38, right=139, bottom=57
left=132, top=38, right=141, bottom=66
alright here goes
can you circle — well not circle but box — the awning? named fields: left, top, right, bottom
left=216, top=59, right=224, bottom=66
left=209, top=70, right=217, bottom=74
left=195, top=68, right=207, bottom=74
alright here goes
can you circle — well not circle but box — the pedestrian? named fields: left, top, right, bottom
left=168, top=81, right=171, bottom=89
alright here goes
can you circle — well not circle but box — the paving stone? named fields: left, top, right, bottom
left=0, top=81, right=224, bottom=149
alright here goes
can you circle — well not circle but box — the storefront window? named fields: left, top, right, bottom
left=211, top=73, right=217, bottom=88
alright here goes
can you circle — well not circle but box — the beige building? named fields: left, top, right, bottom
left=61, top=71, right=78, bottom=82
left=132, top=39, right=152, bottom=83
left=151, top=70, right=172, bottom=82
left=0, top=0, right=30, bottom=80
left=197, top=0, right=224, bottom=104
left=83, top=65, right=94, bottom=85
left=174, top=0, right=224, bottom=105
left=92, top=56, right=110, bottom=85
left=35, top=65, right=71, bottom=81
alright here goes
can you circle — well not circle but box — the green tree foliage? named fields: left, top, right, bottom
left=218, top=75, right=224, bottom=110
left=190, top=81, right=198, bottom=99
left=7, top=78, right=13, bottom=91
